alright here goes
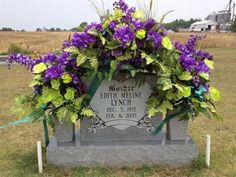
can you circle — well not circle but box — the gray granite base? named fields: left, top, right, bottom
left=46, top=133, right=198, bottom=168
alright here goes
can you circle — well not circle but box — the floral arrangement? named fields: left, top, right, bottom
left=7, top=0, right=222, bottom=125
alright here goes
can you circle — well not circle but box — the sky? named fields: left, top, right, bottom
left=0, top=0, right=231, bottom=31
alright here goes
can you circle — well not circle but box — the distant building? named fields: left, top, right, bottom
left=205, top=12, right=218, bottom=22
left=189, top=20, right=218, bottom=32
left=190, top=0, right=235, bottom=32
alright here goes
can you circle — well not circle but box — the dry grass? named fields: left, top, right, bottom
left=169, top=33, right=236, bottom=49
left=0, top=32, right=236, bottom=55
left=0, top=48, right=235, bottom=177
left=0, top=32, right=71, bottom=54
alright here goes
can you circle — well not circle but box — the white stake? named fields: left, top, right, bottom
left=37, top=141, right=43, bottom=174
left=206, top=135, right=211, bottom=168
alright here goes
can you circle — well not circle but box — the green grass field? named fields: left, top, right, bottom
left=0, top=48, right=235, bottom=177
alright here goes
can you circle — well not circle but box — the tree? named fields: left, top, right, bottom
left=231, top=18, right=236, bottom=32
left=36, top=28, right=42, bottom=32
left=0, top=27, right=14, bottom=31
left=164, top=18, right=201, bottom=32
left=56, top=28, right=62, bottom=32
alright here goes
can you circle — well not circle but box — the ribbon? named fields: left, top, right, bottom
left=0, top=116, right=35, bottom=129
left=152, top=108, right=185, bottom=135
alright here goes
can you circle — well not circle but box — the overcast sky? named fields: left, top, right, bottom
left=0, top=0, right=231, bottom=31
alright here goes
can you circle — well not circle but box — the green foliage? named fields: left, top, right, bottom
left=209, top=87, right=221, bottom=101
left=81, top=107, right=96, bottom=117
left=7, top=43, right=33, bottom=55
left=77, top=53, right=87, bottom=66
left=11, top=94, right=35, bottom=117
left=164, top=18, right=201, bottom=32
left=132, top=11, right=145, bottom=20
left=204, top=59, right=214, bottom=70
left=162, top=37, right=173, bottom=50
left=178, top=71, right=192, bottom=81
left=62, top=74, right=72, bottom=84
left=51, top=79, right=60, bottom=90
left=230, top=18, right=236, bottom=32
left=64, top=88, right=75, bottom=100
left=33, top=63, right=47, bottom=74
left=136, top=29, right=146, bottom=39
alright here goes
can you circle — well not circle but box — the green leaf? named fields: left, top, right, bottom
left=100, top=36, right=106, bottom=45
left=110, top=60, right=118, bottom=70
left=73, top=97, right=84, bottom=110
left=87, top=29, right=99, bottom=36
left=81, top=107, right=96, bottom=117
left=131, top=42, right=137, bottom=50
left=132, top=11, right=145, bottom=20
left=174, top=84, right=184, bottom=92
left=29, top=80, right=42, bottom=87
left=89, top=58, right=99, bottom=71
left=56, top=107, right=67, bottom=121
left=51, top=80, right=60, bottom=90
left=113, top=9, right=123, bottom=20
left=163, top=80, right=172, bottom=91
left=131, top=70, right=137, bottom=77
left=33, top=63, right=47, bottom=74
left=64, top=47, right=79, bottom=55
left=200, top=72, right=210, bottom=80
left=204, top=59, right=214, bottom=70
left=146, top=55, right=156, bottom=65
left=64, top=88, right=75, bottom=100
left=136, top=29, right=146, bottom=39
left=162, top=37, right=173, bottom=50
left=166, top=91, right=176, bottom=100
left=62, top=74, right=72, bottom=84
left=52, top=96, right=64, bottom=107
left=182, top=86, right=191, bottom=98
left=209, top=87, right=221, bottom=101
left=178, top=71, right=192, bottom=81
left=148, top=107, right=158, bottom=118
left=70, top=112, right=78, bottom=124
left=40, top=87, right=61, bottom=104
left=77, top=53, right=87, bottom=66
left=106, top=40, right=120, bottom=50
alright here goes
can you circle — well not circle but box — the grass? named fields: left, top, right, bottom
left=0, top=48, right=236, bottom=177
left=0, top=32, right=236, bottom=55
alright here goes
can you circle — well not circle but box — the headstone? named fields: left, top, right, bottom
left=46, top=74, right=198, bottom=168
left=80, top=76, right=164, bottom=145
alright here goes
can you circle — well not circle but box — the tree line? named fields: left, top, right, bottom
left=164, top=18, right=201, bottom=32
left=1, top=18, right=236, bottom=32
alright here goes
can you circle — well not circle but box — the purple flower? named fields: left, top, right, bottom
left=62, top=40, right=72, bottom=50
left=44, top=65, right=64, bottom=81
left=72, top=32, right=97, bottom=48
left=192, top=75, right=200, bottom=87
left=7, top=53, right=35, bottom=70
left=179, top=54, right=196, bottom=72
left=114, top=27, right=135, bottom=45
left=113, top=0, right=129, bottom=12
left=196, top=61, right=210, bottom=73
left=111, top=48, right=123, bottom=57
left=196, top=50, right=213, bottom=60
left=109, top=21, right=119, bottom=30
left=41, top=53, right=57, bottom=63
left=147, top=31, right=162, bottom=48
left=85, top=22, right=103, bottom=32
left=144, top=18, right=156, bottom=31
left=132, top=20, right=144, bottom=30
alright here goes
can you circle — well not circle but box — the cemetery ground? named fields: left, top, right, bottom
left=0, top=40, right=235, bottom=176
